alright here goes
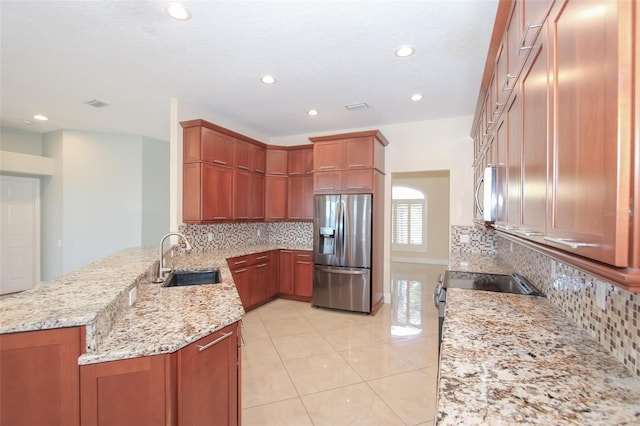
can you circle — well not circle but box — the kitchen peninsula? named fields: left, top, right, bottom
left=0, top=244, right=304, bottom=425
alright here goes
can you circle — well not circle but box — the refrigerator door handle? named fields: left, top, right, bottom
left=316, top=266, right=368, bottom=275
left=336, top=199, right=344, bottom=261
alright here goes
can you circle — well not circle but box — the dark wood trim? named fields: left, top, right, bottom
left=470, top=0, right=514, bottom=136
left=180, top=119, right=266, bottom=148
left=498, top=231, right=640, bottom=292
left=277, top=294, right=312, bottom=303
left=309, top=130, right=390, bottom=146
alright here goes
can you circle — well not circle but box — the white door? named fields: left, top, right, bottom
left=0, top=175, right=40, bottom=294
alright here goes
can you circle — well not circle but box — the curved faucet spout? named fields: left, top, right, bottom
left=153, top=232, right=192, bottom=283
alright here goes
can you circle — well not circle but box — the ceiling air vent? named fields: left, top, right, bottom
left=345, top=102, right=369, bottom=111
left=85, top=99, right=109, bottom=108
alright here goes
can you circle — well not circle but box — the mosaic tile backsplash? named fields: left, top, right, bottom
left=450, top=225, right=497, bottom=255
left=495, top=235, right=640, bottom=377
left=179, top=222, right=313, bottom=252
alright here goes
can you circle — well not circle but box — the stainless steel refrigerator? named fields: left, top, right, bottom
left=312, top=194, right=372, bottom=313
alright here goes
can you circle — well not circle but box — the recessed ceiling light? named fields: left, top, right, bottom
left=261, top=75, right=277, bottom=84
left=166, top=2, right=191, bottom=21
left=411, top=93, right=423, bottom=101
left=33, top=114, right=48, bottom=121
left=21, top=120, right=33, bottom=125
left=308, top=109, right=319, bottom=116
left=395, top=46, right=415, bottom=57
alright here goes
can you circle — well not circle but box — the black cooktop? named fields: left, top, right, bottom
left=444, top=271, right=543, bottom=296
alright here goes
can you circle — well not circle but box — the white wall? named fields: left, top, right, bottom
left=0, top=126, right=44, bottom=155
left=42, top=130, right=64, bottom=280
left=141, top=136, right=170, bottom=245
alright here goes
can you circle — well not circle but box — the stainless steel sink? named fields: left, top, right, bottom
left=162, top=269, right=222, bottom=287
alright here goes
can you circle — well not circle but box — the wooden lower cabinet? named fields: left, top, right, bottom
left=0, top=327, right=84, bottom=426
left=80, top=355, right=170, bottom=426
left=228, top=251, right=275, bottom=311
left=80, top=322, right=241, bottom=426
left=177, top=322, right=240, bottom=426
left=293, top=251, right=313, bottom=298
left=278, top=250, right=295, bottom=295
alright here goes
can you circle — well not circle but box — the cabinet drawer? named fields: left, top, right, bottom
left=343, top=169, right=373, bottom=191
left=314, top=171, right=342, bottom=193
left=228, top=251, right=272, bottom=269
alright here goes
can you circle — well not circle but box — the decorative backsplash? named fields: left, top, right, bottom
left=450, top=225, right=497, bottom=255
left=179, top=222, right=313, bottom=252
left=496, top=235, right=640, bottom=376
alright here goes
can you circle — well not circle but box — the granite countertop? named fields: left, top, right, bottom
left=0, top=243, right=312, bottom=365
left=448, top=252, right=513, bottom=275
left=437, top=288, right=640, bottom=425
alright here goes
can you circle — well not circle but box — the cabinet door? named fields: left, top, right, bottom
left=230, top=267, right=250, bottom=308
left=343, top=138, right=373, bottom=169
left=279, top=250, right=295, bottom=295
left=202, top=127, right=234, bottom=166
left=314, top=141, right=343, bottom=171
left=313, top=171, right=341, bottom=194
left=519, top=41, right=548, bottom=238
left=250, top=173, right=265, bottom=220
left=288, top=149, right=307, bottom=176
left=265, top=176, right=288, bottom=220
left=183, top=163, right=202, bottom=223
left=494, top=116, right=508, bottom=225
left=233, top=169, right=251, bottom=220
left=303, top=176, right=314, bottom=219
left=546, top=0, right=632, bottom=266
left=343, top=169, right=374, bottom=192
left=266, top=149, right=288, bottom=176
left=250, top=262, right=270, bottom=306
left=250, top=144, right=266, bottom=174
left=294, top=251, right=313, bottom=298
left=234, top=140, right=250, bottom=170
left=202, top=163, right=233, bottom=221
left=178, top=323, right=239, bottom=426
left=1, top=327, right=82, bottom=426
left=506, top=89, right=522, bottom=227
left=80, top=355, right=168, bottom=426
left=288, top=177, right=305, bottom=220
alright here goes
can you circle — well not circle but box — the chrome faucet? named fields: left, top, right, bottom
left=153, top=232, right=192, bottom=283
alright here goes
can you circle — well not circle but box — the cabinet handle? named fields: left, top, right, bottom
left=198, top=331, right=233, bottom=352
left=213, top=216, right=227, bottom=219
left=271, top=172, right=285, bottom=175
left=348, top=186, right=365, bottom=189
left=270, top=216, right=285, bottom=219
left=319, top=166, right=335, bottom=169
left=318, top=187, right=335, bottom=190
left=213, top=159, right=228, bottom=165
left=281, top=250, right=293, bottom=253
left=493, top=102, right=506, bottom=114
left=255, top=169, right=266, bottom=174
left=234, top=268, right=248, bottom=273
left=543, top=237, right=596, bottom=249
left=502, top=74, right=518, bottom=92
left=238, top=216, right=250, bottom=219
left=518, top=23, right=543, bottom=54
left=289, top=172, right=302, bottom=176
left=290, top=216, right=302, bottom=219
left=238, top=165, right=249, bottom=170
left=256, top=263, right=268, bottom=268
left=233, top=260, right=247, bottom=265
left=297, top=261, right=312, bottom=265
left=348, top=164, right=365, bottom=167
left=297, top=254, right=312, bottom=258
left=256, top=255, right=268, bottom=260
left=514, top=229, right=543, bottom=237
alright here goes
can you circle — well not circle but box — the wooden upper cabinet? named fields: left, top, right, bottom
left=545, top=0, right=632, bottom=267
left=344, top=138, right=374, bottom=169
left=288, top=147, right=313, bottom=176
left=266, top=149, right=288, bottom=176
left=233, top=169, right=251, bottom=220
left=183, top=162, right=233, bottom=222
left=234, top=140, right=250, bottom=170
left=250, top=144, right=266, bottom=174
left=265, top=176, right=288, bottom=220
left=313, top=140, right=343, bottom=171
left=1, top=327, right=83, bottom=426
left=201, top=127, right=234, bottom=166
left=251, top=173, right=265, bottom=220
left=505, top=88, right=522, bottom=228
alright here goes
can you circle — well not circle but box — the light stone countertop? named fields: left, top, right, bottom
left=436, top=288, right=640, bottom=425
left=0, top=244, right=312, bottom=365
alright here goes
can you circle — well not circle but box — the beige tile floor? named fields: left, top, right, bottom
left=241, top=262, right=446, bottom=426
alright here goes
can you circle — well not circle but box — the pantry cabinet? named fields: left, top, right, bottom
left=472, top=0, right=639, bottom=288
left=0, top=327, right=84, bottom=426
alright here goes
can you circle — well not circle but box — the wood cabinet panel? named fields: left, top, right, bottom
left=288, top=147, right=313, bottom=176
left=343, top=169, right=374, bottom=191
left=546, top=0, right=632, bottom=266
left=202, top=163, right=233, bottom=221
left=294, top=251, right=313, bottom=298
left=278, top=250, right=295, bottom=295
left=177, top=323, right=239, bottom=426
left=201, top=127, right=234, bottom=166
left=344, top=138, right=373, bottom=169
left=233, top=169, right=251, bottom=220
left=495, top=116, right=508, bottom=225
left=313, top=141, right=343, bottom=171
left=80, top=355, right=168, bottom=426
left=234, top=140, right=250, bottom=170
left=230, top=266, right=251, bottom=309
left=313, top=171, right=342, bottom=193
left=266, top=149, right=288, bottom=176
left=251, top=173, right=265, bottom=220
left=288, top=176, right=313, bottom=220
left=0, top=327, right=83, bottom=426
left=265, top=176, right=288, bottom=220
left=506, top=89, right=522, bottom=227
left=250, top=144, right=266, bottom=174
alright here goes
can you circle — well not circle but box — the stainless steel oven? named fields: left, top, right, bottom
left=433, top=271, right=543, bottom=350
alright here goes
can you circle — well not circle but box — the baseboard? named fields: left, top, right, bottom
left=384, top=292, right=391, bottom=303
left=391, top=257, right=449, bottom=265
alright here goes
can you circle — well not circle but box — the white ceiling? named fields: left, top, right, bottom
left=0, top=0, right=498, bottom=142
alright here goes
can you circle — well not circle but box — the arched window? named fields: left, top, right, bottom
left=391, top=185, right=427, bottom=251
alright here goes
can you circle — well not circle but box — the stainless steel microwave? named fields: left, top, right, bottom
left=474, top=165, right=497, bottom=224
